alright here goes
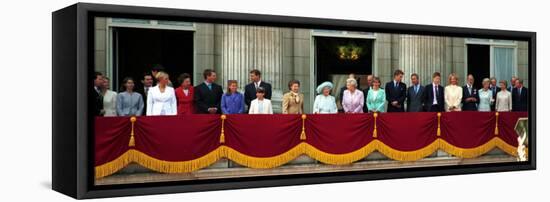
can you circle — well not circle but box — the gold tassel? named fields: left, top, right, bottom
left=437, top=112, right=441, bottom=136
left=373, top=112, right=378, bottom=138
left=494, top=112, right=499, bottom=135
left=220, top=133, right=225, bottom=144
left=128, top=116, right=137, bottom=147
left=300, top=114, right=307, bottom=140
left=220, top=115, right=226, bottom=144
left=128, top=136, right=135, bottom=147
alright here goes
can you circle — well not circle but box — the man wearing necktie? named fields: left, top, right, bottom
left=512, top=79, right=528, bottom=111
left=489, top=77, right=499, bottom=111
left=92, top=72, right=105, bottom=116
left=385, top=69, right=407, bottom=112
left=136, top=73, right=154, bottom=115
left=508, top=76, right=518, bottom=92
left=406, top=73, right=425, bottom=112
left=424, top=72, right=445, bottom=112
left=462, top=74, right=479, bottom=111
left=244, top=69, right=272, bottom=112
left=194, top=69, right=223, bottom=114
left=362, top=74, right=374, bottom=113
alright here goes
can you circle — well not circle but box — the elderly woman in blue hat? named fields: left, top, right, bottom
left=313, top=81, right=338, bottom=114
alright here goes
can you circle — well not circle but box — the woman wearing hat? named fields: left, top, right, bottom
left=313, top=81, right=337, bottom=114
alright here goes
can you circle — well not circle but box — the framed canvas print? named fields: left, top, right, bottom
left=52, top=3, right=536, bottom=199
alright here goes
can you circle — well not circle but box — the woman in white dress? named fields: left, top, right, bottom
left=146, top=72, right=177, bottom=116
left=313, top=81, right=337, bottom=114
left=495, top=80, right=513, bottom=112
left=249, top=87, right=273, bottom=114
left=478, top=78, right=493, bottom=112
left=444, top=73, right=462, bottom=112
left=100, top=77, right=117, bottom=116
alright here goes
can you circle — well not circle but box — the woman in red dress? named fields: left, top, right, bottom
left=175, top=73, right=195, bottom=115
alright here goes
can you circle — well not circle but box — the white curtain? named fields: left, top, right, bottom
left=398, top=35, right=447, bottom=85
left=219, top=24, right=283, bottom=91
left=493, top=47, right=515, bottom=82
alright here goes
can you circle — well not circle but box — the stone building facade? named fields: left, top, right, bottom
left=94, top=17, right=529, bottom=114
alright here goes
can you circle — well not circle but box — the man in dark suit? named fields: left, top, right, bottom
left=194, top=69, right=223, bottom=114
left=385, top=69, right=407, bottom=112
left=508, top=76, right=518, bottom=92
left=462, top=74, right=479, bottom=111
left=135, top=73, right=154, bottom=115
left=489, top=77, right=500, bottom=111
left=150, top=64, right=164, bottom=85
left=424, top=72, right=445, bottom=112
left=406, top=73, right=425, bottom=112
left=244, top=69, right=272, bottom=111
left=92, top=72, right=104, bottom=116
left=362, top=74, right=373, bottom=113
left=512, top=79, right=528, bottom=112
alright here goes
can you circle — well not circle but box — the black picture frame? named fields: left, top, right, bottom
left=52, top=3, right=536, bottom=199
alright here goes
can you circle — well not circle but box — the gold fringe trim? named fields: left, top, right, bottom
left=129, top=149, right=222, bottom=174
left=439, top=137, right=517, bottom=158
left=95, top=139, right=519, bottom=178
left=304, top=143, right=377, bottom=165
left=374, top=140, right=439, bottom=161
left=95, top=151, right=133, bottom=179
left=493, top=137, right=518, bottom=156
left=222, top=144, right=306, bottom=168
left=95, top=148, right=223, bottom=179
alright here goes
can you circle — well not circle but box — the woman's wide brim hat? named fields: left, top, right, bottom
left=316, top=81, right=334, bottom=94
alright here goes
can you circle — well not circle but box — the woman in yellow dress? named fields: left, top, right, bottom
left=444, top=73, right=463, bottom=112
left=282, top=79, right=304, bottom=114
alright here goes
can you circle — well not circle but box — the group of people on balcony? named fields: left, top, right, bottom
left=335, top=70, right=528, bottom=113
left=92, top=66, right=528, bottom=117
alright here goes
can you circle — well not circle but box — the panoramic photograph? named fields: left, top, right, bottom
left=91, top=16, right=530, bottom=185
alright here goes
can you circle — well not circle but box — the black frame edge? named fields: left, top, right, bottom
left=528, top=32, right=536, bottom=170
left=52, top=3, right=78, bottom=199
left=50, top=2, right=536, bottom=199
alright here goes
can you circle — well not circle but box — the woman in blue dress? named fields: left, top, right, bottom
left=366, top=77, right=386, bottom=113
left=478, top=78, right=493, bottom=112
left=221, top=80, right=245, bottom=114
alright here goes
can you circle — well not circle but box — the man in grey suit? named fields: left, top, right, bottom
left=406, top=73, right=425, bottom=112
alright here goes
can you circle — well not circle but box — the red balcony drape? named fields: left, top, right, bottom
left=94, top=112, right=527, bottom=178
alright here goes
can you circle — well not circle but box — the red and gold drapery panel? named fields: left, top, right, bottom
left=95, top=112, right=527, bottom=178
